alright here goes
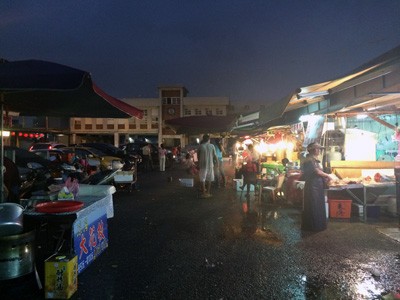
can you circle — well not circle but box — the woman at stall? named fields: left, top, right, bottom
left=301, top=142, right=332, bottom=232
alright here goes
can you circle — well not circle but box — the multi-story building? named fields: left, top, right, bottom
left=70, top=85, right=230, bottom=148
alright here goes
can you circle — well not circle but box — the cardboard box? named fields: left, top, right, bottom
left=180, top=178, right=194, bottom=187
left=45, top=254, right=78, bottom=299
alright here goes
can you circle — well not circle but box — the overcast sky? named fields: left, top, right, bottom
left=1, top=0, right=400, bottom=104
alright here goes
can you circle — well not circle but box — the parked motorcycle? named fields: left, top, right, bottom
left=19, top=162, right=52, bottom=199
left=81, top=169, right=120, bottom=185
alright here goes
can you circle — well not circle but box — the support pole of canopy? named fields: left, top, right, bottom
left=1, top=94, right=4, bottom=203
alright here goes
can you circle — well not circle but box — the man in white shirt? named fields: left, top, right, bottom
left=197, top=134, right=218, bottom=198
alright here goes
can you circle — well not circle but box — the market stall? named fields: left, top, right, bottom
left=23, top=184, right=115, bottom=275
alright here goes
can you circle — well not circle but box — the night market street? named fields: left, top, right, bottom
left=3, top=160, right=400, bottom=300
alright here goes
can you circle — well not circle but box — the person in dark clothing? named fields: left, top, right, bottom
left=301, top=143, right=331, bottom=232
left=239, top=156, right=258, bottom=198
left=4, top=157, right=20, bottom=203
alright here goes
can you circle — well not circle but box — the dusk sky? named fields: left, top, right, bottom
left=1, top=1, right=400, bottom=104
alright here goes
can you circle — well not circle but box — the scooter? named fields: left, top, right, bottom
left=19, top=162, right=52, bottom=198
left=81, top=169, right=120, bottom=185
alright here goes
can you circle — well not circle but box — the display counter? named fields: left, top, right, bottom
left=24, top=185, right=115, bottom=275
left=295, top=179, right=395, bottom=222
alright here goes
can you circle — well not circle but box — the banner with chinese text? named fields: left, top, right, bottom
left=73, top=207, right=109, bottom=274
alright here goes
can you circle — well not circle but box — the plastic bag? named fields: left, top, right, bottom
left=58, top=186, right=74, bottom=200
left=64, top=177, right=79, bottom=199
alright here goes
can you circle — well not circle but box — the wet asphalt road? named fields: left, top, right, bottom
left=3, top=161, right=400, bottom=299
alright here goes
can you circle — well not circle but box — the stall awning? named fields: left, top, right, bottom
left=0, top=59, right=143, bottom=119
left=258, top=44, right=400, bottom=129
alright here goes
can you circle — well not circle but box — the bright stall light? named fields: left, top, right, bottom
left=276, top=141, right=286, bottom=150
left=256, top=140, right=268, bottom=154
left=243, top=139, right=252, bottom=145
left=356, top=114, right=368, bottom=119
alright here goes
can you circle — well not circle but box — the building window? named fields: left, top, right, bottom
left=194, top=108, right=202, bottom=115
left=184, top=108, right=192, bottom=116
left=205, top=108, right=212, bottom=116
left=140, top=110, right=148, bottom=124
left=216, top=108, right=223, bottom=115
left=151, top=117, right=158, bottom=129
left=162, top=97, right=180, bottom=105
left=74, top=120, right=81, bottom=130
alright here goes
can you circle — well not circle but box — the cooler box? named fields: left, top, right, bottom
left=328, top=197, right=352, bottom=218
left=180, top=178, right=194, bottom=187
left=45, top=254, right=78, bottom=299
left=114, top=171, right=134, bottom=183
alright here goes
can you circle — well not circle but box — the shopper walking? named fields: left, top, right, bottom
left=142, top=143, right=151, bottom=172
left=158, top=144, right=167, bottom=171
left=214, top=139, right=226, bottom=187
left=198, top=134, right=218, bottom=198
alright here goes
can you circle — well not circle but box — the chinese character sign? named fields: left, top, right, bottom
left=73, top=209, right=109, bottom=274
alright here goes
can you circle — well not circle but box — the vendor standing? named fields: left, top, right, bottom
left=301, top=143, right=331, bottom=232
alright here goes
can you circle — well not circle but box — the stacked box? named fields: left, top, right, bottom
left=45, top=254, right=78, bottom=299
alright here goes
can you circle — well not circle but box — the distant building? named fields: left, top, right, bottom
left=69, top=85, right=230, bottom=148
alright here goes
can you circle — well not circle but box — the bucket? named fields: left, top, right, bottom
left=0, top=230, right=36, bottom=280
left=0, top=203, right=24, bottom=237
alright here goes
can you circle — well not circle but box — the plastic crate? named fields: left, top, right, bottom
left=328, top=198, right=352, bottom=218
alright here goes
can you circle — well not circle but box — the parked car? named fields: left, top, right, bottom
left=79, top=142, right=140, bottom=169
left=29, top=143, right=67, bottom=151
left=119, top=142, right=159, bottom=163
left=5, top=146, right=50, bottom=169
left=31, top=148, right=75, bottom=163
left=60, top=146, right=124, bottom=171
left=79, top=143, right=126, bottom=158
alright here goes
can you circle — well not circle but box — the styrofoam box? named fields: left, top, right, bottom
left=233, top=178, right=255, bottom=191
left=180, top=178, right=194, bottom=187
left=114, top=171, right=134, bottom=182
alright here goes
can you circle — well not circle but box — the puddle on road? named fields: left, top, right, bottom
left=220, top=201, right=284, bottom=246
left=298, top=272, right=400, bottom=300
